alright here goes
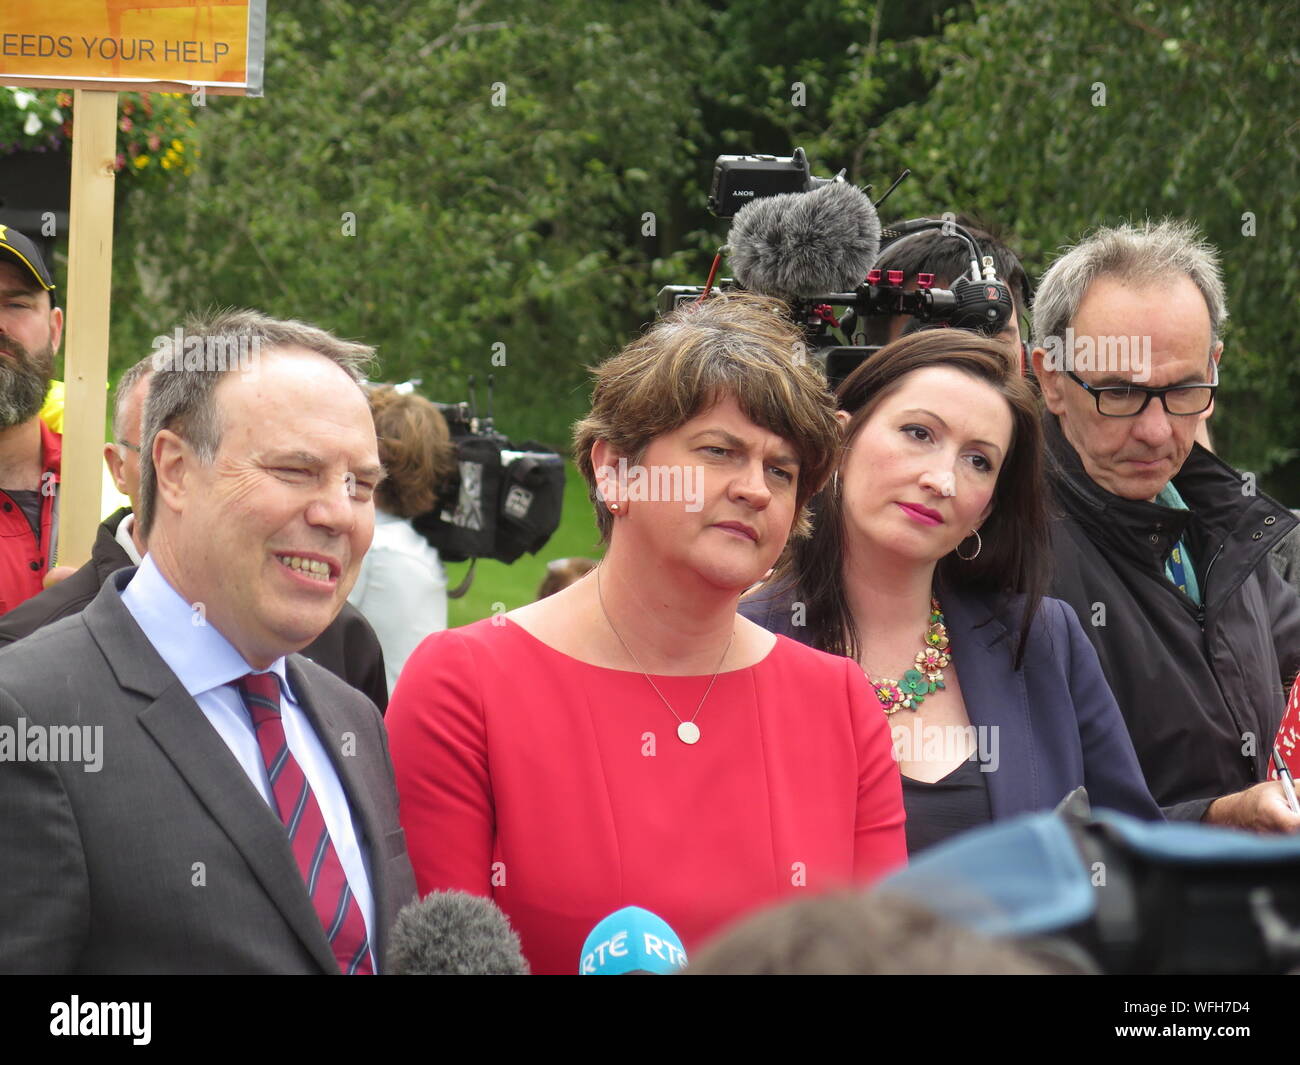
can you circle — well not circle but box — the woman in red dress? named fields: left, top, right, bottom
left=386, top=293, right=907, bottom=974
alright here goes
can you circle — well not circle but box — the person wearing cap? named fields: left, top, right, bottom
left=0, top=224, right=63, bottom=616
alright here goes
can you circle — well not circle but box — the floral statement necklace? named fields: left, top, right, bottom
left=868, top=598, right=951, bottom=715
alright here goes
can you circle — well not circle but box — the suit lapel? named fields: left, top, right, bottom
left=941, top=586, right=1036, bottom=818
left=286, top=656, right=394, bottom=964
left=136, top=686, right=342, bottom=973
left=84, top=571, right=340, bottom=973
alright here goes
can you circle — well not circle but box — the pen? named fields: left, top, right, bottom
left=1272, top=744, right=1300, bottom=816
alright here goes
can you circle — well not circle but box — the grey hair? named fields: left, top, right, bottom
left=1032, top=218, right=1228, bottom=351
left=112, top=353, right=157, bottom=442
left=137, top=308, right=375, bottom=539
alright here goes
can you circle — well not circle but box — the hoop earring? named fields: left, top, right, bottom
left=956, top=529, right=982, bottom=561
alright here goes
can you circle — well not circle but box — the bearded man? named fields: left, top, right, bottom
left=0, top=225, right=63, bottom=615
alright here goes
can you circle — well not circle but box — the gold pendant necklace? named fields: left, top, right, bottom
left=596, top=565, right=734, bottom=745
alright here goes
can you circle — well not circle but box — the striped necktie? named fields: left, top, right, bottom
left=237, top=672, right=374, bottom=975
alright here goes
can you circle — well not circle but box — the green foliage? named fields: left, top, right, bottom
left=109, top=0, right=715, bottom=450
left=807, top=0, right=1300, bottom=488
left=1, top=88, right=198, bottom=178
left=0, top=87, right=67, bottom=152
left=114, top=93, right=200, bottom=179
left=62, top=0, right=1297, bottom=497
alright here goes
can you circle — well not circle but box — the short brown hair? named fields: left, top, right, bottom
left=572, top=291, right=840, bottom=542
left=369, top=385, right=456, bottom=518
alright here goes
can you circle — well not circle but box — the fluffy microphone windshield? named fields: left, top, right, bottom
left=387, top=891, right=530, bottom=975
left=727, top=180, right=882, bottom=302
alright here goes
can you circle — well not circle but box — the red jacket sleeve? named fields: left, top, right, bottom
left=385, top=628, right=494, bottom=899
left=845, top=659, right=908, bottom=880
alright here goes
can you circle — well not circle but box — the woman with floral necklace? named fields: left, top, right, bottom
left=742, top=330, right=1161, bottom=854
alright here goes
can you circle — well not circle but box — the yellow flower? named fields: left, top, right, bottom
left=161, top=157, right=173, bottom=170
left=171, top=139, right=183, bottom=152
left=133, top=154, right=150, bottom=169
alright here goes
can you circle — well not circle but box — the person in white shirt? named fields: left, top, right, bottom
left=348, top=385, right=455, bottom=691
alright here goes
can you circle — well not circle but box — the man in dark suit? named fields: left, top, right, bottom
left=0, top=355, right=389, bottom=711
left=0, top=310, right=416, bottom=973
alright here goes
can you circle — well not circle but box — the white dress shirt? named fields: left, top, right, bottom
left=114, top=512, right=143, bottom=565
left=121, top=555, right=377, bottom=968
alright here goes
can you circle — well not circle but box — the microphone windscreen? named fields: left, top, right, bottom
left=579, top=906, right=688, bottom=975
left=387, top=890, right=530, bottom=975
left=727, top=180, right=881, bottom=301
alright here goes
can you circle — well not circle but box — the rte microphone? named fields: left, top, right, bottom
left=579, top=906, right=688, bottom=975
left=387, top=891, right=530, bottom=975
left=726, top=179, right=882, bottom=302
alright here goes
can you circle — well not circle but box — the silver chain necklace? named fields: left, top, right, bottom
left=595, top=564, right=734, bottom=745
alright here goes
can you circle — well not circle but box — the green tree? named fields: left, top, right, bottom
left=109, top=0, right=715, bottom=448
left=811, top=0, right=1299, bottom=493
left=93, top=0, right=1298, bottom=495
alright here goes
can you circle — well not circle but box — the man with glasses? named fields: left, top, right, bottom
left=1032, top=219, right=1300, bottom=831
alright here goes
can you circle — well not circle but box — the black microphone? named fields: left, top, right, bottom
left=726, top=180, right=882, bottom=302
left=386, top=891, right=530, bottom=975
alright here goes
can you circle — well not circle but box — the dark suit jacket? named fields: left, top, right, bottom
left=0, top=568, right=416, bottom=974
left=0, top=508, right=390, bottom=712
left=740, top=582, right=1163, bottom=822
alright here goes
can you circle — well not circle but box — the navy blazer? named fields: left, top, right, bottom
left=740, top=583, right=1163, bottom=822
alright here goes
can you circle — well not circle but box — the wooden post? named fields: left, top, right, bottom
left=57, top=89, right=118, bottom=570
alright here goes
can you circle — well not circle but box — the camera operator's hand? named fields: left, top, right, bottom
left=1205, top=781, right=1300, bottom=833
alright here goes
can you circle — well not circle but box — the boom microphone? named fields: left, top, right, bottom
left=726, top=180, right=882, bottom=302
left=386, top=891, right=530, bottom=975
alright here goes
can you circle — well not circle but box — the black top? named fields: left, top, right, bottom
left=5, top=489, right=42, bottom=542
left=1043, top=411, right=1300, bottom=821
left=901, top=757, right=992, bottom=855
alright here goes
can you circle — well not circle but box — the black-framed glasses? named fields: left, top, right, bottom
left=1065, top=362, right=1219, bottom=418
